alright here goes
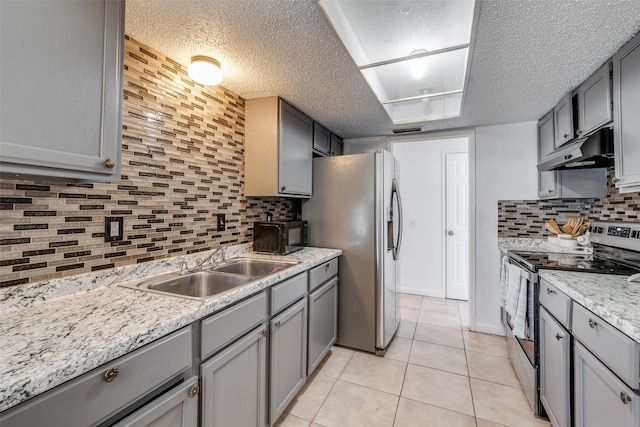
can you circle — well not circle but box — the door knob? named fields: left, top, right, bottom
left=447, top=231, right=454, bottom=236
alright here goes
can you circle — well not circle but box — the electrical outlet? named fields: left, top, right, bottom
left=105, top=217, right=124, bottom=242
left=216, top=214, right=226, bottom=231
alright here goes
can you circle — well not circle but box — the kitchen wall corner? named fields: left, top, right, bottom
left=0, top=36, right=293, bottom=288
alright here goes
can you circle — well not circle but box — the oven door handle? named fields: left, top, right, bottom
left=508, top=259, right=536, bottom=281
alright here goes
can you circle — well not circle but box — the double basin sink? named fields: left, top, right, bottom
left=121, top=258, right=298, bottom=300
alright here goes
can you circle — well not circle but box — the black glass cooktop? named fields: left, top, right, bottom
left=509, top=250, right=640, bottom=275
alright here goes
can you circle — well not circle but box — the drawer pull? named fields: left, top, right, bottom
left=103, top=367, right=119, bottom=382
left=555, top=333, right=563, bottom=341
left=620, top=391, right=632, bottom=404
left=189, top=385, right=200, bottom=398
left=546, top=287, right=555, bottom=295
left=262, top=329, right=269, bottom=337
left=588, top=318, right=598, bottom=329
left=275, top=321, right=281, bottom=328
left=325, top=263, right=330, bottom=271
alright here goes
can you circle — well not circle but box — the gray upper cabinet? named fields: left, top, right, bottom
left=576, top=62, right=612, bottom=138
left=330, top=134, right=344, bottom=156
left=613, top=31, right=640, bottom=193
left=553, top=93, right=575, bottom=148
left=245, top=97, right=313, bottom=198
left=0, top=0, right=124, bottom=182
left=537, top=111, right=559, bottom=198
left=313, top=122, right=332, bottom=156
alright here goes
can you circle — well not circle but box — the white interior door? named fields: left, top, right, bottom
left=445, top=152, right=469, bottom=300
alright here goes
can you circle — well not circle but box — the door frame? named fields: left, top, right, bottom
left=389, top=129, right=476, bottom=330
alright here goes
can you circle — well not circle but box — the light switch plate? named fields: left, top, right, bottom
left=105, top=217, right=124, bottom=242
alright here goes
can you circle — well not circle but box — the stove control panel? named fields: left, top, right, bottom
left=591, top=221, right=640, bottom=250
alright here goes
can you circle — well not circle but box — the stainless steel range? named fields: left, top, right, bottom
left=501, top=220, right=640, bottom=416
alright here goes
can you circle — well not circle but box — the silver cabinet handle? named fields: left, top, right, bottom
left=548, top=189, right=554, bottom=193
left=281, top=186, right=286, bottom=192
left=555, top=333, right=563, bottom=341
left=612, top=177, right=620, bottom=184
left=563, top=133, right=569, bottom=139
left=588, top=318, right=597, bottom=329
left=620, top=391, right=632, bottom=404
left=262, top=329, right=269, bottom=337
left=325, top=263, right=330, bottom=271
left=546, top=287, right=555, bottom=295
left=448, top=231, right=454, bottom=236
left=104, top=367, right=119, bottom=382
left=189, top=385, right=200, bottom=398
left=275, top=321, right=281, bottom=328
left=104, top=159, right=115, bottom=169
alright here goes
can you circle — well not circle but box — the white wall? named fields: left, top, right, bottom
left=344, top=136, right=389, bottom=154
left=392, top=137, right=469, bottom=297
left=473, top=121, right=538, bottom=335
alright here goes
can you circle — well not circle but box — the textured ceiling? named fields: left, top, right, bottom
left=125, top=0, right=640, bottom=139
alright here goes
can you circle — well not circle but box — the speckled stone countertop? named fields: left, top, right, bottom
left=0, top=247, right=341, bottom=413
left=498, top=237, right=547, bottom=252
left=540, top=270, right=640, bottom=342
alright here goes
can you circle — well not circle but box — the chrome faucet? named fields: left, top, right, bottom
left=194, top=246, right=227, bottom=270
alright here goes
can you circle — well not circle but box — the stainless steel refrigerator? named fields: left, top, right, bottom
left=302, top=150, right=403, bottom=354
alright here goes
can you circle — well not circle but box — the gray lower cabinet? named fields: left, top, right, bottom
left=307, top=277, right=338, bottom=375
left=201, top=324, right=268, bottom=427
left=0, top=0, right=124, bottom=181
left=200, top=291, right=268, bottom=427
left=539, top=307, right=571, bottom=427
left=612, top=31, right=640, bottom=193
left=574, top=341, right=640, bottom=427
left=270, top=296, right=308, bottom=425
left=112, top=376, right=199, bottom=427
left=0, top=327, right=192, bottom=427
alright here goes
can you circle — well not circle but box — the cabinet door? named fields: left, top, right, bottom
left=574, top=341, right=640, bottom=427
left=313, top=122, right=331, bottom=156
left=111, top=377, right=198, bottom=427
left=539, top=308, right=571, bottom=427
left=613, top=31, right=640, bottom=192
left=270, top=297, right=308, bottom=425
left=553, top=93, right=574, bottom=148
left=538, top=171, right=559, bottom=199
left=537, top=111, right=559, bottom=199
left=577, top=62, right=612, bottom=137
left=330, top=134, right=344, bottom=156
left=0, top=0, right=124, bottom=181
left=308, top=277, right=338, bottom=375
left=278, top=100, right=313, bottom=196
left=201, top=325, right=267, bottom=427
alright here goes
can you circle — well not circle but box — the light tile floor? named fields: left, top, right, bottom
left=275, top=293, right=551, bottom=427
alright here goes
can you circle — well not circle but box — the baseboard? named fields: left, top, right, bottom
left=471, top=322, right=506, bottom=336
left=397, top=287, right=444, bottom=298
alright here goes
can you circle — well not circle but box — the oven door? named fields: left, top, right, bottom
left=500, top=256, right=540, bottom=414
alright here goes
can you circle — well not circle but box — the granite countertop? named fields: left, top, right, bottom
left=498, top=237, right=547, bottom=252
left=540, top=270, right=640, bottom=343
left=0, top=247, right=341, bottom=413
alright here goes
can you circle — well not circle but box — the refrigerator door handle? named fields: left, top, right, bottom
left=392, top=179, right=403, bottom=260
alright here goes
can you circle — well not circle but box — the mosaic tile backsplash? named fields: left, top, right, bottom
left=498, top=168, right=640, bottom=238
left=0, top=36, right=293, bottom=287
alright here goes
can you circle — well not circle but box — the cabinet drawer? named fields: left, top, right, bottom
left=539, top=279, right=572, bottom=328
left=572, top=304, right=640, bottom=388
left=309, top=258, right=338, bottom=291
left=201, top=291, right=267, bottom=360
left=271, top=273, right=307, bottom=314
left=1, top=327, right=192, bottom=427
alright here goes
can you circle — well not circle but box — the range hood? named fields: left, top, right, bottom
left=538, top=127, right=614, bottom=171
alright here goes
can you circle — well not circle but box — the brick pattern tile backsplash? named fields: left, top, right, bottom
left=0, top=36, right=292, bottom=287
left=498, top=169, right=640, bottom=238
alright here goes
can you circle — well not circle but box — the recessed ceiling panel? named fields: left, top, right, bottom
left=319, top=0, right=477, bottom=124
left=319, top=0, right=475, bottom=66
left=360, top=48, right=468, bottom=102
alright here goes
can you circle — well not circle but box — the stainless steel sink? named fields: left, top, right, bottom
left=209, top=259, right=298, bottom=277
left=121, top=271, right=252, bottom=300
left=119, top=258, right=298, bottom=300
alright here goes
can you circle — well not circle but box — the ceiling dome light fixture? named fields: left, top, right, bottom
left=188, top=55, right=222, bottom=86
